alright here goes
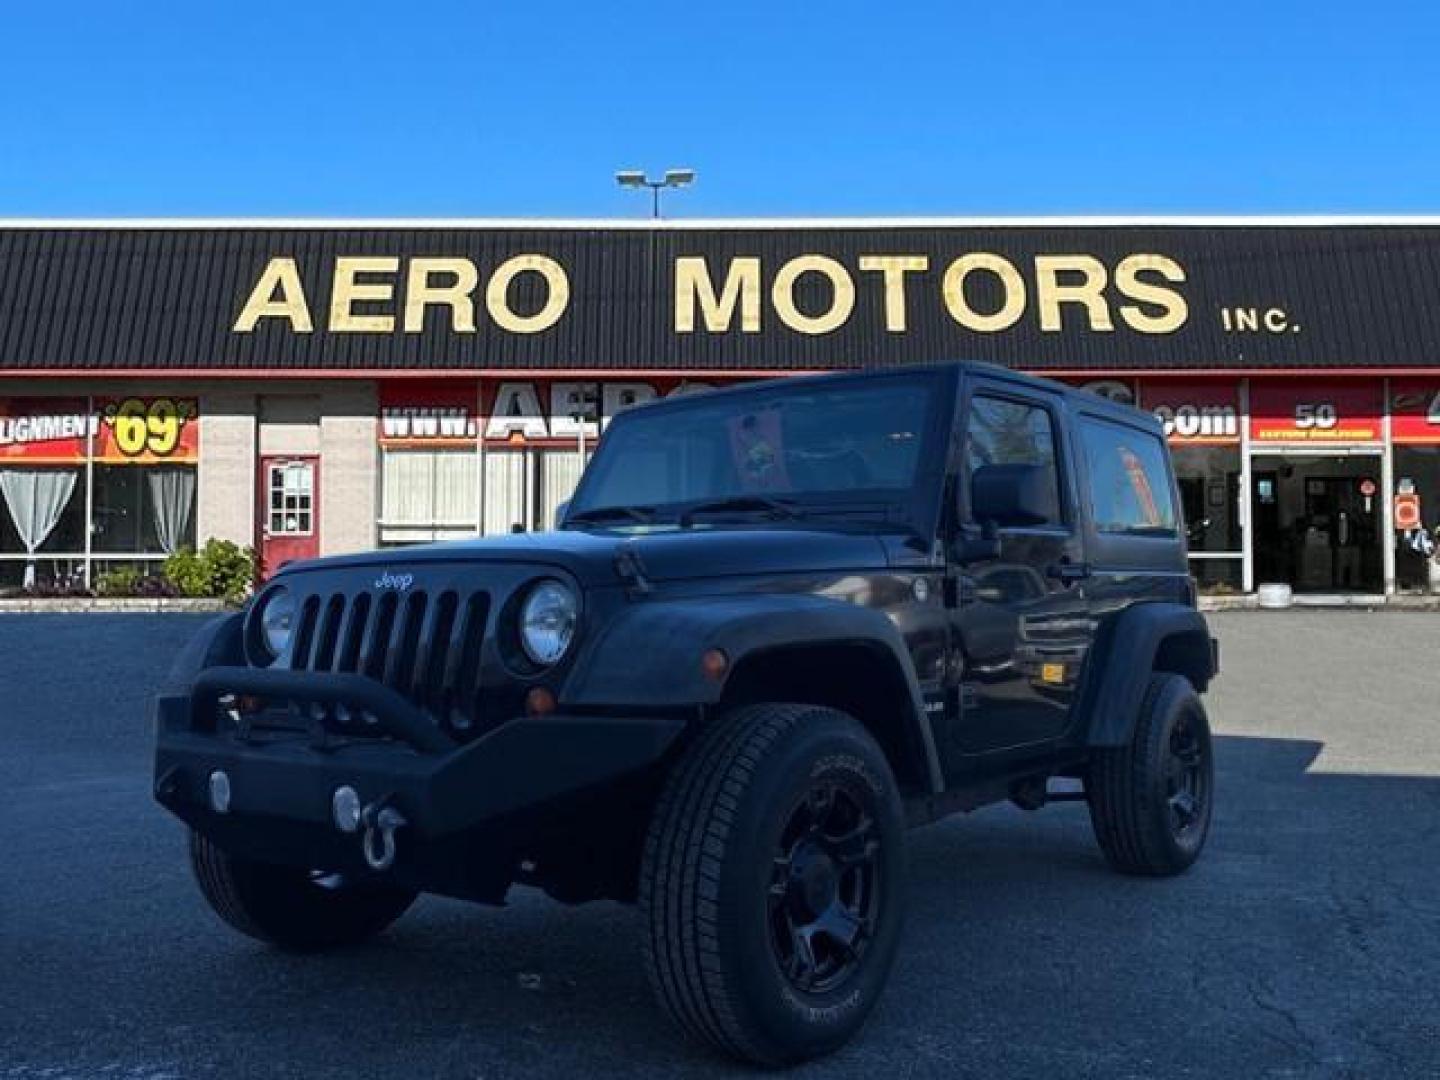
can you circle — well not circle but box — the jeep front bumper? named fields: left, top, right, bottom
left=153, top=667, right=685, bottom=895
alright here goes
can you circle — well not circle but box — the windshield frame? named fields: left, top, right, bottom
left=564, top=367, right=957, bottom=537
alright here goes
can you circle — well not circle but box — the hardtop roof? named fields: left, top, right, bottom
left=623, top=361, right=1166, bottom=438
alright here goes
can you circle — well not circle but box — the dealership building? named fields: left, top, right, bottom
left=4, top=216, right=1440, bottom=598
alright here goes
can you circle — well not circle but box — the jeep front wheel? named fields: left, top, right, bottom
left=640, top=703, right=906, bottom=1066
left=189, top=831, right=417, bottom=952
left=1087, top=672, right=1214, bottom=876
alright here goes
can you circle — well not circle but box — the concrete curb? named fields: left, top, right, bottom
left=1200, top=594, right=1440, bottom=612
left=0, top=598, right=234, bottom=613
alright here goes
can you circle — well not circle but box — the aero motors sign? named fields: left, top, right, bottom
left=1249, top=381, right=1382, bottom=444
left=235, top=251, right=1190, bottom=340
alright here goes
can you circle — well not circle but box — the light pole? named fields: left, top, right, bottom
left=615, top=168, right=696, bottom=218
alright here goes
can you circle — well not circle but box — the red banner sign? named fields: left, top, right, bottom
left=1389, top=380, right=1440, bottom=444
left=0, top=397, right=200, bottom=464
left=379, top=382, right=479, bottom=447
left=1249, top=380, right=1382, bottom=444
left=381, top=378, right=736, bottom=448
left=0, top=398, right=95, bottom=462
left=1139, top=380, right=1240, bottom=445
left=96, top=397, right=200, bottom=463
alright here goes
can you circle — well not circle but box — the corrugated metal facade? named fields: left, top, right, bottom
left=3, top=223, right=1440, bottom=374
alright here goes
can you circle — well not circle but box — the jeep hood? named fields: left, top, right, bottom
left=279, top=527, right=894, bottom=587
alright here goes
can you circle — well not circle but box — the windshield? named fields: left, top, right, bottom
left=567, top=374, right=944, bottom=525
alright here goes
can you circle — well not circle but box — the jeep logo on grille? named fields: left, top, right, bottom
left=374, top=571, right=415, bottom=591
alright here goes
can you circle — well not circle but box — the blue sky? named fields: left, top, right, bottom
left=1, top=1, right=1436, bottom=217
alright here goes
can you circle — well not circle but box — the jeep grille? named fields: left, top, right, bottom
left=286, top=588, right=492, bottom=736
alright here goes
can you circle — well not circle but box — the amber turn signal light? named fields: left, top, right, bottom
left=525, top=686, right=557, bottom=717
left=701, top=648, right=729, bottom=681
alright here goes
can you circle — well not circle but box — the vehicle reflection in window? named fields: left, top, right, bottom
left=571, top=377, right=935, bottom=522
left=962, top=563, right=1048, bottom=678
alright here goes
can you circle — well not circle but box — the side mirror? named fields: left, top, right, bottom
left=952, top=521, right=1002, bottom=565
left=554, top=499, right=571, bottom=526
left=970, top=463, right=1058, bottom=528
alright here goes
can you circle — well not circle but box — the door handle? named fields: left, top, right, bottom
left=1047, top=561, right=1091, bottom=584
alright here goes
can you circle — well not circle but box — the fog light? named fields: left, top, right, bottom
left=332, top=786, right=362, bottom=833
left=208, top=770, right=231, bottom=814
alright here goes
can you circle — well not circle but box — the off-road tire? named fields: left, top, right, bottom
left=640, top=703, right=906, bottom=1066
left=1088, top=672, right=1214, bottom=876
left=189, top=831, right=417, bottom=952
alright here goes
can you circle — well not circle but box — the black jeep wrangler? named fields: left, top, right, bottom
left=153, top=363, right=1217, bottom=1065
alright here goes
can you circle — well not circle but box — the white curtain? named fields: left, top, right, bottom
left=484, top=450, right=528, bottom=534
left=538, top=449, right=591, bottom=531
left=147, top=467, right=197, bottom=554
left=0, top=469, right=79, bottom=587
left=380, top=450, right=479, bottom=544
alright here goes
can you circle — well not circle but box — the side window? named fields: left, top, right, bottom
left=1079, top=418, right=1177, bottom=535
left=966, top=394, right=1063, bottom=525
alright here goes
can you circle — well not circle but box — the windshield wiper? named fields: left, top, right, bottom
left=678, top=496, right=801, bottom=528
left=565, top=505, right=655, bottom=526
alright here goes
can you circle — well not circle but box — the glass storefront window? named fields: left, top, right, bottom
left=0, top=467, right=88, bottom=588
left=1251, top=453, right=1383, bottom=594
left=482, top=449, right=527, bottom=535
left=92, top=464, right=197, bottom=554
left=1394, top=446, right=1440, bottom=593
left=0, top=468, right=87, bottom=556
left=1169, top=445, right=1243, bottom=592
left=1171, top=446, right=1242, bottom=553
left=380, top=449, right=480, bottom=545
left=0, top=396, right=200, bottom=591
left=537, top=448, right=592, bottom=531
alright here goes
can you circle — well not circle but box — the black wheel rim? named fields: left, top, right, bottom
left=1166, top=714, right=1209, bottom=843
left=767, top=779, right=881, bottom=994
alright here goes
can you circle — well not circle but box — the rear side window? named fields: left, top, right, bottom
left=967, top=395, right=1062, bottom=521
left=1079, top=418, right=1177, bottom=535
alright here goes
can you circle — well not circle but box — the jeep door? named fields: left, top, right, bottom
left=947, top=378, right=1096, bottom=759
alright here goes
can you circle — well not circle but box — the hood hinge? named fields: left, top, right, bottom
left=613, top=541, right=653, bottom=596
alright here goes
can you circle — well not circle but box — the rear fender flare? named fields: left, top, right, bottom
left=1081, top=602, right=1216, bottom=747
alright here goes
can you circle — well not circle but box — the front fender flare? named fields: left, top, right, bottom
left=160, top=611, right=246, bottom=693
left=560, top=594, right=944, bottom=792
left=150, top=611, right=246, bottom=736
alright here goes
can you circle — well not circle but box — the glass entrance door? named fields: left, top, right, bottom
left=1251, top=454, right=1383, bottom=593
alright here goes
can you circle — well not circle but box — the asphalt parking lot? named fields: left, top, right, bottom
left=2, top=611, right=1438, bottom=1079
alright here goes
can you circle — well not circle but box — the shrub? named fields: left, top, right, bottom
left=162, top=548, right=208, bottom=598
left=163, top=539, right=257, bottom=604
left=95, top=566, right=141, bottom=597
left=2, top=579, right=95, bottom=600
left=134, top=574, right=182, bottom=599
left=95, top=566, right=181, bottom=599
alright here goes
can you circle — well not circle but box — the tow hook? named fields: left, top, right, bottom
left=360, top=799, right=408, bottom=872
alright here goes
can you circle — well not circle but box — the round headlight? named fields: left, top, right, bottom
left=519, top=580, right=578, bottom=666
left=258, top=587, right=298, bottom=659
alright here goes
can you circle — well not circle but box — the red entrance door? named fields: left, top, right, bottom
left=258, top=456, right=320, bottom=578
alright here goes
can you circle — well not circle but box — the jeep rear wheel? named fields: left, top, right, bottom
left=1087, top=672, right=1214, bottom=876
left=640, top=703, right=906, bottom=1066
left=189, top=831, right=417, bottom=952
